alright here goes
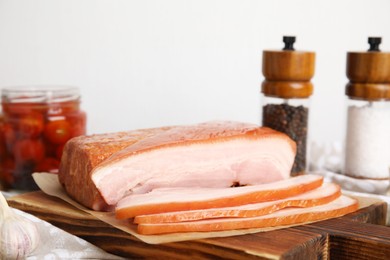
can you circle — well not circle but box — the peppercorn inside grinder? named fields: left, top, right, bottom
left=344, top=37, right=390, bottom=180
left=261, top=36, right=315, bottom=176
left=0, top=86, right=87, bottom=191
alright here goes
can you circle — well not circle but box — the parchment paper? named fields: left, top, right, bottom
left=32, top=172, right=384, bottom=245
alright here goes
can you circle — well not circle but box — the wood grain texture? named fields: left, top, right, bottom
left=261, top=80, right=313, bottom=99
left=7, top=191, right=390, bottom=260
left=261, top=50, right=315, bottom=99
left=300, top=218, right=390, bottom=260
left=347, top=52, right=390, bottom=83
left=340, top=201, right=387, bottom=225
left=346, top=51, right=390, bottom=100
left=262, top=51, right=315, bottom=81
left=345, top=83, right=390, bottom=100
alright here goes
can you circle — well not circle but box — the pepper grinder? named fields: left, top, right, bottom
left=344, top=37, right=390, bottom=180
left=261, top=36, right=316, bottom=176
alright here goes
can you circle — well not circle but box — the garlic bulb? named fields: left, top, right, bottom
left=0, top=192, right=40, bottom=260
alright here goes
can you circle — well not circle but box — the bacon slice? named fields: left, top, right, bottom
left=92, top=121, right=296, bottom=206
left=134, top=182, right=340, bottom=224
left=137, top=195, right=358, bottom=235
left=116, top=174, right=323, bottom=219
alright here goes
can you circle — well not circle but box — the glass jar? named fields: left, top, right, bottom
left=261, top=36, right=315, bottom=176
left=0, top=86, right=87, bottom=190
left=262, top=96, right=311, bottom=175
left=344, top=99, right=390, bottom=179
left=344, top=38, right=390, bottom=180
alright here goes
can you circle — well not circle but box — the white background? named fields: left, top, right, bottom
left=0, top=0, right=389, bottom=144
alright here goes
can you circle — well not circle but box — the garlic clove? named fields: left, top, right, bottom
left=0, top=192, right=40, bottom=260
left=1, top=214, right=40, bottom=260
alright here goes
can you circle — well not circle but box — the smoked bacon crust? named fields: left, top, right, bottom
left=95, top=121, right=296, bottom=172
left=58, top=127, right=172, bottom=211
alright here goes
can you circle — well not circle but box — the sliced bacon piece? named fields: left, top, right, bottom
left=134, top=182, right=340, bottom=224
left=116, top=174, right=323, bottom=219
left=137, top=195, right=358, bottom=235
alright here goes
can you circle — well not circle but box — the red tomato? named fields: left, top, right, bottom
left=13, top=139, right=45, bottom=163
left=55, top=144, right=65, bottom=160
left=3, top=102, right=48, bottom=115
left=0, top=140, right=6, bottom=162
left=45, top=102, right=77, bottom=117
left=67, top=112, right=87, bottom=138
left=0, top=124, right=7, bottom=161
left=44, top=120, right=71, bottom=144
left=18, top=113, right=44, bottom=138
left=71, top=125, right=85, bottom=138
left=3, top=123, right=16, bottom=152
left=35, top=157, right=60, bottom=174
left=43, top=141, right=57, bottom=157
left=0, top=158, right=15, bottom=186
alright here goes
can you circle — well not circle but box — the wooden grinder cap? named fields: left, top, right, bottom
left=346, top=37, right=390, bottom=100
left=262, top=36, right=315, bottom=99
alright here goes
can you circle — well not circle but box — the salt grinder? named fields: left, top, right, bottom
left=261, top=36, right=316, bottom=176
left=344, top=37, right=390, bottom=180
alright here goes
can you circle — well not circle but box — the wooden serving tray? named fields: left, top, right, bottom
left=8, top=191, right=390, bottom=259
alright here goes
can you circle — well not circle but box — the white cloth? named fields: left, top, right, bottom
left=309, top=141, right=389, bottom=196
left=2, top=192, right=123, bottom=260
left=309, top=141, right=390, bottom=225
left=312, top=169, right=389, bottom=196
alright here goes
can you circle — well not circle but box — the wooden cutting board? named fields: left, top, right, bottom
left=8, top=191, right=390, bottom=259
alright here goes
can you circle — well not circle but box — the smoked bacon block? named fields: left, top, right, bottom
left=91, top=121, right=296, bottom=206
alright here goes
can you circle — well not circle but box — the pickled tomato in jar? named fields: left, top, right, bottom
left=0, top=86, right=86, bottom=191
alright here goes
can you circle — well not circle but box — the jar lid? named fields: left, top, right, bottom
left=1, top=85, right=80, bottom=103
left=262, top=36, right=315, bottom=98
left=347, top=37, right=390, bottom=83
